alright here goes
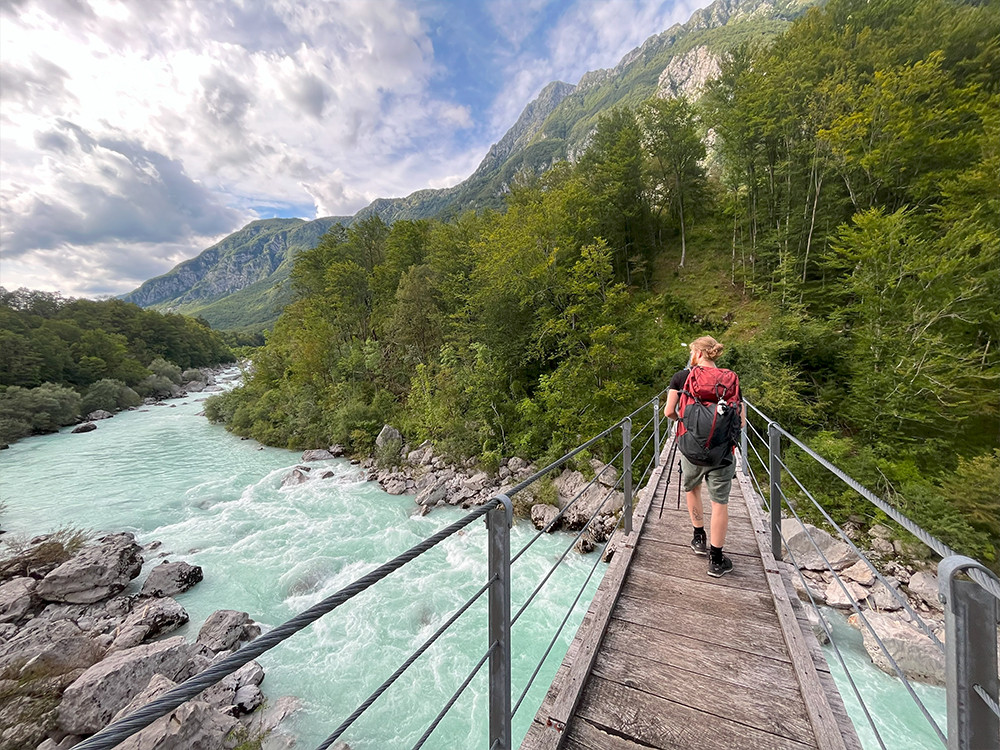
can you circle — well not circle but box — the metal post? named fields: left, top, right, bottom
left=768, top=421, right=782, bottom=560
left=623, top=418, right=633, bottom=535
left=487, top=498, right=512, bottom=750
left=939, top=556, right=1000, bottom=750
left=652, top=397, right=661, bottom=468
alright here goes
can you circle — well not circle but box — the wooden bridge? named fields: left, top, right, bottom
left=521, top=444, right=862, bottom=750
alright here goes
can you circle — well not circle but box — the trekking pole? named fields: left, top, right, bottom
left=676, top=460, right=683, bottom=510
left=657, top=436, right=680, bottom=518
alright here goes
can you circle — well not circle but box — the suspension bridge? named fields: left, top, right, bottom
left=71, top=394, right=1000, bottom=750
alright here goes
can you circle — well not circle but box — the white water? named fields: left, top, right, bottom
left=0, top=380, right=946, bottom=749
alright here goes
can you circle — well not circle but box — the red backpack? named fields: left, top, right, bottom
left=677, top=366, right=742, bottom=467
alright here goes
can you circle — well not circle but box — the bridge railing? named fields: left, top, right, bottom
left=73, top=390, right=670, bottom=750
left=740, top=400, right=1000, bottom=750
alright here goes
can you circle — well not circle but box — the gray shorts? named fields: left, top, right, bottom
left=680, top=454, right=736, bottom=505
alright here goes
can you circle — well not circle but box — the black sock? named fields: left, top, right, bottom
left=710, top=545, right=724, bottom=563
left=693, top=526, right=706, bottom=538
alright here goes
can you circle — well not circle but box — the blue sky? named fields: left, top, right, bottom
left=0, top=0, right=711, bottom=297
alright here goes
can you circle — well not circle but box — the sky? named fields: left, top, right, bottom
left=0, top=0, right=711, bottom=298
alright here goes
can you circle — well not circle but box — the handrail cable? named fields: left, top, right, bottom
left=774, top=483, right=947, bottom=745
left=510, top=446, right=624, bottom=565
left=511, top=475, right=623, bottom=627
left=512, top=512, right=624, bottom=718
left=774, top=454, right=943, bottom=650
left=975, top=683, right=1000, bottom=719
left=74, top=499, right=499, bottom=750
left=409, top=643, right=494, bottom=750
left=777, top=527, right=889, bottom=750
left=313, top=578, right=495, bottom=750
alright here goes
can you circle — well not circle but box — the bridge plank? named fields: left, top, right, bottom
left=567, top=675, right=817, bottom=750
left=587, top=647, right=816, bottom=745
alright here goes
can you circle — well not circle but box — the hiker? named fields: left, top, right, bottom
left=664, top=336, right=744, bottom=577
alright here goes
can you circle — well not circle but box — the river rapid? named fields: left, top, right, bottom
left=0, top=376, right=944, bottom=749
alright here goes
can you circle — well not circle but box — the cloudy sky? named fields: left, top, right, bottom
left=1, top=0, right=710, bottom=298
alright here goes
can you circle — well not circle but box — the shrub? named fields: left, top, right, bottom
left=148, top=357, right=182, bottom=384
left=0, top=383, right=81, bottom=442
left=181, top=368, right=206, bottom=383
left=81, top=379, right=142, bottom=414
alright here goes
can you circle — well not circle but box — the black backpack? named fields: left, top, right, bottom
left=677, top=366, right=742, bottom=467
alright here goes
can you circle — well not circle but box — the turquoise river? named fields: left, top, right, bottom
left=0, top=377, right=945, bottom=749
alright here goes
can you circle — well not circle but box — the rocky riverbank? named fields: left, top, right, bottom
left=288, top=424, right=628, bottom=558
left=0, top=531, right=295, bottom=750
left=782, top=518, right=953, bottom=686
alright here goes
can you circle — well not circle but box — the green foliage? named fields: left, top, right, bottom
left=80, top=379, right=142, bottom=415
left=0, top=383, right=82, bottom=443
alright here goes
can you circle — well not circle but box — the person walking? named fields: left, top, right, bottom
left=664, top=336, right=744, bottom=577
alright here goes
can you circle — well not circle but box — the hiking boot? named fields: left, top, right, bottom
left=708, top=555, right=734, bottom=578
left=690, top=533, right=708, bottom=556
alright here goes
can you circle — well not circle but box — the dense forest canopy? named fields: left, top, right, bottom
left=0, top=288, right=235, bottom=443
left=206, top=0, right=994, bottom=567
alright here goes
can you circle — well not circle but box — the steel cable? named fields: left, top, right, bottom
left=775, top=454, right=943, bottom=650
left=314, top=578, right=494, bottom=750
left=74, top=500, right=499, bottom=750
left=776, top=486, right=947, bottom=745
left=409, top=645, right=493, bottom=750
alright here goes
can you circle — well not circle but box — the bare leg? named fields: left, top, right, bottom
left=710, top=501, right=728, bottom=549
left=686, top=484, right=703, bottom=528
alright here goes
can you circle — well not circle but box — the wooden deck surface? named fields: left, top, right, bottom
left=520, top=444, right=861, bottom=750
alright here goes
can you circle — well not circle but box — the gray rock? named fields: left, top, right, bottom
left=57, top=635, right=198, bottom=734
left=383, top=478, right=408, bottom=495
left=281, top=467, right=310, bottom=486
left=197, top=610, right=261, bottom=653
left=589, top=459, right=619, bottom=488
left=870, top=578, right=905, bottom=612
left=36, top=533, right=143, bottom=604
left=140, top=560, right=204, bottom=598
left=234, top=659, right=265, bottom=688
left=415, top=482, right=448, bottom=507
left=183, top=380, right=207, bottom=393
left=375, top=424, right=402, bottom=449
left=574, top=529, right=597, bottom=554
left=848, top=610, right=946, bottom=685
left=554, top=469, right=624, bottom=529
left=110, top=597, right=189, bottom=651
left=507, top=457, right=527, bottom=474
left=87, top=409, right=114, bottom=420
left=824, top=579, right=869, bottom=610
left=907, top=571, right=943, bottom=611
left=234, top=683, right=264, bottom=713
left=0, top=577, right=38, bottom=623
left=328, top=444, right=346, bottom=457
left=302, top=449, right=335, bottom=461
left=37, top=738, right=81, bottom=750
left=530, top=504, right=560, bottom=532
left=869, top=524, right=894, bottom=540
left=110, top=674, right=242, bottom=750
left=71, top=422, right=97, bottom=433
left=840, top=560, right=875, bottom=586
left=601, top=529, right=624, bottom=563
left=780, top=520, right=858, bottom=571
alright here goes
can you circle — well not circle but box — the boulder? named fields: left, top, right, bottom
left=601, top=529, right=625, bottom=563
left=87, top=410, right=114, bottom=421
left=140, top=561, right=204, bottom=598
left=110, top=674, right=242, bottom=750
left=870, top=578, right=905, bottom=612
left=375, top=424, right=402, bottom=449
left=36, top=533, right=143, bottom=604
left=302, top=449, right=335, bottom=462
left=574, top=529, right=597, bottom=554
left=415, top=482, right=448, bottom=507
left=530, top=504, right=560, bottom=532
left=848, top=610, right=946, bottom=686
left=234, top=683, right=264, bottom=713
left=507, top=457, right=527, bottom=474
left=907, top=571, right=943, bottom=611
left=110, top=597, right=189, bottom=651
left=824, top=579, right=870, bottom=609
left=589, top=459, right=619, bottom=488
left=554, top=469, right=624, bottom=529
left=790, top=572, right=827, bottom=605
left=281, top=467, right=310, bottom=487
left=197, top=610, right=261, bottom=653
left=780, top=520, right=858, bottom=571
left=0, top=618, right=105, bottom=680
left=0, top=577, right=38, bottom=623
left=183, top=380, right=207, bottom=393
left=56, top=635, right=198, bottom=734
left=328, top=444, right=346, bottom=457
left=840, top=560, right=876, bottom=586
left=71, top=422, right=97, bottom=434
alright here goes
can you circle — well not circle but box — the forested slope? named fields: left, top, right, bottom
left=206, top=0, right=999, bottom=567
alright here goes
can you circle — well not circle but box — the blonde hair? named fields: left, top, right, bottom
left=690, top=335, right=724, bottom=362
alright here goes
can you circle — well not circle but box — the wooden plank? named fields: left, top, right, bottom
left=630, top=540, right=771, bottom=593
left=588, top=648, right=817, bottom=744
left=521, top=459, right=667, bottom=749
left=735, top=462, right=855, bottom=750
left=621, top=565, right=778, bottom=618
left=600, top=618, right=802, bottom=695
left=567, top=675, right=817, bottom=750
left=612, top=593, right=791, bottom=659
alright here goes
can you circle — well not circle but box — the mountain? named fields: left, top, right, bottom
left=121, top=216, right=349, bottom=331
left=124, top=0, right=818, bottom=331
